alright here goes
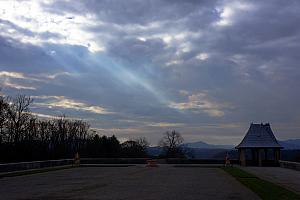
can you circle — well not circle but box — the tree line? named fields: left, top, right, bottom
left=0, top=93, right=186, bottom=163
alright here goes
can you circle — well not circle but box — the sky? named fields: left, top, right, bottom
left=1, top=0, right=300, bottom=145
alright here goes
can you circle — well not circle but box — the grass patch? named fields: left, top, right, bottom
left=0, top=165, right=74, bottom=178
left=222, top=167, right=300, bottom=200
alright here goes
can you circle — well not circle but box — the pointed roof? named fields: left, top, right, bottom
left=236, top=123, right=282, bottom=149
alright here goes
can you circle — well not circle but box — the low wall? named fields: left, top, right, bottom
left=0, top=159, right=74, bottom=173
left=80, top=158, right=148, bottom=164
left=165, top=158, right=238, bottom=164
left=80, top=158, right=238, bottom=165
left=0, top=158, right=240, bottom=172
left=279, top=160, right=300, bottom=171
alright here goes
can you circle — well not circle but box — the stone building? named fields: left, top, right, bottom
left=236, top=123, right=283, bottom=166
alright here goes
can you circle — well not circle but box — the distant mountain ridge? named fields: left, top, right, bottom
left=279, top=139, right=300, bottom=150
left=184, top=139, right=300, bottom=150
left=146, top=139, right=300, bottom=157
left=183, top=141, right=234, bottom=149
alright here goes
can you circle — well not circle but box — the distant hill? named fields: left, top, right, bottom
left=183, top=141, right=234, bottom=149
left=183, top=139, right=300, bottom=150
left=279, top=139, right=300, bottom=149
left=146, top=139, right=300, bottom=159
left=146, top=146, right=162, bottom=156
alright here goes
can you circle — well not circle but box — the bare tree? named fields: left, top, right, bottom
left=136, top=137, right=149, bottom=149
left=159, top=130, right=185, bottom=158
left=121, top=137, right=149, bottom=157
left=6, top=95, right=33, bottom=143
left=0, top=89, right=8, bottom=143
left=0, top=93, right=153, bottom=162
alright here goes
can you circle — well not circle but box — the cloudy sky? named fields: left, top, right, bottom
left=1, top=0, right=300, bottom=145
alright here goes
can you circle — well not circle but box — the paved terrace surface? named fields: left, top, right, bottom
left=242, top=167, right=300, bottom=194
left=0, top=165, right=260, bottom=200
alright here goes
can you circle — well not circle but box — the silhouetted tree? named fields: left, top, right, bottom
left=136, top=137, right=149, bottom=149
left=159, top=130, right=185, bottom=158
left=121, top=137, right=149, bottom=158
left=0, top=93, right=150, bottom=162
left=0, top=91, right=8, bottom=144
left=83, top=134, right=122, bottom=158
left=6, top=95, right=33, bottom=143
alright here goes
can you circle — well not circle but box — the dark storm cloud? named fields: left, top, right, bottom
left=1, top=0, right=300, bottom=144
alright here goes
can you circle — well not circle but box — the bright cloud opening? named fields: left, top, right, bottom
left=33, top=96, right=112, bottom=115
left=0, top=1, right=105, bottom=52
left=196, top=53, right=209, bottom=61
left=169, top=92, right=228, bottom=117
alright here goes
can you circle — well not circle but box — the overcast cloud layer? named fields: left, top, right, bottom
left=1, top=0, right=300, bottom=145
